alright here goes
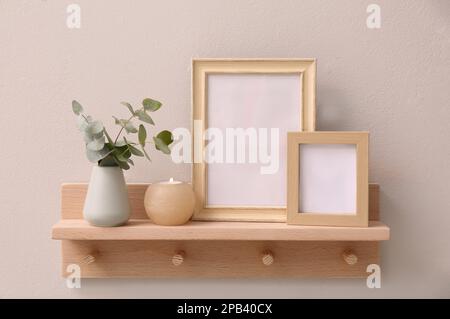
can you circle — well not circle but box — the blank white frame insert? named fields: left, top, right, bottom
left=207, top=73, right=302, bottom=207
left=299, top=144, right=357, bottom=214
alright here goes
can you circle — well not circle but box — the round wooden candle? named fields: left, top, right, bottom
left=144, top=178, right=196, bottom=226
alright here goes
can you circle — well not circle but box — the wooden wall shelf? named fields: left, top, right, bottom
left=52, top=183, right=389, bottom=278
left=52, top=219, right=389, bottom=241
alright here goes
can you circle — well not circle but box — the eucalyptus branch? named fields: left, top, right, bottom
left=72, top=98, right=173, bottom=170
left=81, top=114, right=90, bottom=123
left=114, top=113, right=136, bottom=144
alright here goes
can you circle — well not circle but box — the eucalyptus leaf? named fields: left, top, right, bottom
left=141, top=145, right=151, bottom=161
left=129, top=144, right=144, bottom=157
left=113, top=145, right=128, bottom=153
left=113, top=116, right=129, bottom=128
left=98, top=154, right=118, bottom=167
left=86, top=146, right=111, bottom=163
left=83, top=122, right=103, bottom=143
left=77, top=115, right=92, bottom=131
left=121, top=102, right=135, bottom=115
left=156, top=130, right=173, bottom=146
left=125, top=122, right=138, bottom=134
left=83, top=131, right=94, bottom=144
left=116, top=153, right=128, bottom=163
left=121, top=162, right=130, bottom=170
left=142, top=98, right=162, bottom=112
left=87, top=136, right=105, bottom=151
left=127, top=158, right=134, bottom=166
left=123, top=136, right=136, bottom=145
left=115, top=147, right=131, bottom=162
left=93, top=131, right=104, bottom=140
left=138, top=125, right=147, bottom=146
left=86, top=121, right=104, bottom=135
left=115, top=138, right=128, bottom=147
left=86, top=149, right=102, bottom=163
left=113, top=116, right=121, bottom=125
left=113, top=156, right=130, bottom=170
left=136, top=109, right=155, bottom=125
left=123, top=149, right=132, bottom=159
left=72, top=100, right=83, bottom=115
left=103, top=128, right=114, bottom=144
left=153, top=136, right=171, bottom=155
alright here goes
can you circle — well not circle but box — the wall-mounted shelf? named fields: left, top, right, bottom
left=52, top=183, right=389, bottom=278
left=52, top=219, right=389, bottom=241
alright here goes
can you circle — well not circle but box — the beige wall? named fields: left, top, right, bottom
left=0, top=0, right=449, bottom=298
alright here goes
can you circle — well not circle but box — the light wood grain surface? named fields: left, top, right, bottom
left=52, top=219, right=389, bottom=241
left=55, top=182, right=388, bottom=278
left=287, top=132, right=369, bottom=227
left=60, top=240, right=379, bottom=278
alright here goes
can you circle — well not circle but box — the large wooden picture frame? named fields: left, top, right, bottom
left=192, top=59, right=316, bottom=222
left=287, top=132, right=369, bottom=227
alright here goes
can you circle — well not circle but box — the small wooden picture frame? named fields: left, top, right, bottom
left=287, top=132, right=369, bottom=227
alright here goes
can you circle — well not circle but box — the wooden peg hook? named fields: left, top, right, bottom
left=172, top=251, right=185, bottom=266
left=342, top=249, right=358, bottom=265
left=261, top=250, right=274, bottom=266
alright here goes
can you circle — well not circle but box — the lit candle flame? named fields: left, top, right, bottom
left=169, top=177, right=174, bottom=183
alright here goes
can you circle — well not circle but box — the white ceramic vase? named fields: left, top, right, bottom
left=83, top=165, right=131, bottom=227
